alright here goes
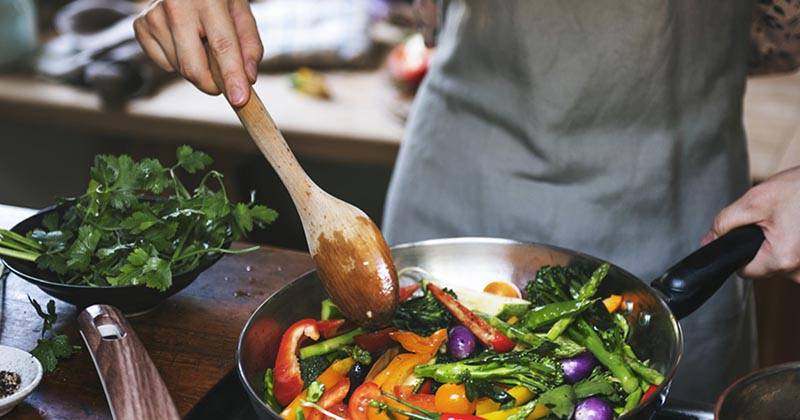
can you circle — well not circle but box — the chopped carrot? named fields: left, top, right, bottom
left=603, top=295, right=623, bottom=313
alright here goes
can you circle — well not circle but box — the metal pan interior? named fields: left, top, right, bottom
left=237, top=238, right=683, bottom=419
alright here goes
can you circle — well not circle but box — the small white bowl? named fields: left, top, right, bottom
left=0, top=345, right=43, bottom=417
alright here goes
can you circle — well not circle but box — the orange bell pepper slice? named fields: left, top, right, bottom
left=281, top=357, right=355, bottom=420
left=390, top=329, right=448, bottom=357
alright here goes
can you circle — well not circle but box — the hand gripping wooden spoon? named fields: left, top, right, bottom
left=204, top=47, right=398, bottom=327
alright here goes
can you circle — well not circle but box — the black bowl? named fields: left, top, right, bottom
left=1, top=203, right=228, bottom=316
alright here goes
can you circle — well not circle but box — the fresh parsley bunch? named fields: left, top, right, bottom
left=0, top=146, right=277, bottom=290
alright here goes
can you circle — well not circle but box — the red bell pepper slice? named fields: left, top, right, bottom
left=307, top=378, right=351, bottom=420
left=324, top=402, right=348, bottom=418
left=426, top=283, right=515, bottom=353
left=274, top=319, right=320, bottom=406
left=399, top=283, right=421, bottom=302
left=641, top=384, right=658, bottom=402
left=317, top=319, right=347, bottom=339
left=354, top=327, right=397, bottom=353
left=417, top=379, right=434, bottom=395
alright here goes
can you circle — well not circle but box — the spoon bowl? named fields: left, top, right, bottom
left=204, top=46, right=398, bottom=326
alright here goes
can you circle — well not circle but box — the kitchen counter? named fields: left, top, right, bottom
left=0, top=70, right=404, bottom=165
left=0, top=204, right=315, bottom=419
left=0, top=70, right=799, bottom=177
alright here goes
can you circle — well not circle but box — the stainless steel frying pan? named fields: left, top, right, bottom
left=236, top=226, right=764, bottom=419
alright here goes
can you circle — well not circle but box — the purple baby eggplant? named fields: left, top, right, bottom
left=561, top=351, right=597, bottom=384
left=447, top=326, right=476, bottom=359
left=573, top=397, right=613, bottom=420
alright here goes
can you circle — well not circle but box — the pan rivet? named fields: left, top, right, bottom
left=638, top=313, right=651, bottom=327
left=624, top=301, right=635, bottom=314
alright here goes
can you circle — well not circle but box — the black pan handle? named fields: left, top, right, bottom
left=651, top=225, right=764, bottom=319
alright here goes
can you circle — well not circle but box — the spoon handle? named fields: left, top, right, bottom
left=204, top=44, right=314, bottom=208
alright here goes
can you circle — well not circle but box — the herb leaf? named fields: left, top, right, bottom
left=5, top=147, right=277, bottom=290
left=31, top=334, right=74, bottom=373
left=28, top=297, right=75, bottom=372
left=176, top=145, right=212, bottom=173
left=66, top=225, right=101, bottom=271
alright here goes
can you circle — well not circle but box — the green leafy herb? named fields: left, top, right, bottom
left=536, top=384, right=576, bottom=419
left=300, top=355, right=333, bottom=387
left=28, top=296, right=57, bottom=336
left=414, top=349, right=563, bottom=392
left=392, top=281, right=455, bottom=335
left=348, top=345, right=372, bottom=365
left=0, top=146, right=277, bottom=290
left=176, top=145, right=213, bottom=173
left=28, top=296, right=76, bottom=372
left=462, top=375, right=515, bottom=405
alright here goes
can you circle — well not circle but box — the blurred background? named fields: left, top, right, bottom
left=0, top=0, right=798, bottom=368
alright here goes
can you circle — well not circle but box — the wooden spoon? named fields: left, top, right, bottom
left=204, top=47, right=398, bottom=326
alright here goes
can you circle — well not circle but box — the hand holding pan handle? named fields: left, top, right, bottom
left=78, top=304, right=180, bottom=420
left=651, top=225, right=765, bottom=319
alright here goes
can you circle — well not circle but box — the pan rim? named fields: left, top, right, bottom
left=236, top=236, right=685, bottom=419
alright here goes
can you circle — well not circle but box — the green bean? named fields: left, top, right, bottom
left=568, top=319, right=639, bottom=394
left=523, top=299, right=596, bottom=330
left=546, top=263, right=609, bottom=340
left=299, top=328, right=366, bottom=359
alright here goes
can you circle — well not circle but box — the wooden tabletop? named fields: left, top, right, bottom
left=0, top=205, right=315, bottom=419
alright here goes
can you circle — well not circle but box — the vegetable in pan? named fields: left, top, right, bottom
left=265, top=263, right=663, bottom=419
left=0, top=146, right=277, bottom=290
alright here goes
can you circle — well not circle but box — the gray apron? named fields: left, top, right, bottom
left=383, top=0, right=757, bottom=403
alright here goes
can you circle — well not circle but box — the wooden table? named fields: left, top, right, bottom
left=0, top=205, right=315, bottom=419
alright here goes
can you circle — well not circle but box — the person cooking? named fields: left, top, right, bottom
left=134, top=0, right=800, bottom=404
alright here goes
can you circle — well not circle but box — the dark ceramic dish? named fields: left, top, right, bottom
left=1, top=203, right=227, bottom=316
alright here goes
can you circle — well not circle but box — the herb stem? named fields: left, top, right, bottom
left=0, top=246, right=39, bottom=262
left=171, top=245, right=259, bottom=263
left=0, top=229, right=44, bottom=252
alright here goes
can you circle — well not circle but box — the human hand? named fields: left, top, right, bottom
left=703, top=166, right=800, bottom=282
left=133, top=0, right=262, bottom=106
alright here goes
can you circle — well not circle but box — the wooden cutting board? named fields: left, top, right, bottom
left=0, top=244, right=314, bottom=419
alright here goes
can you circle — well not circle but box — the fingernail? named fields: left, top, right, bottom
left=246, top=60, right=258, bottom=82
left=229, top=84, right=246, bottom=106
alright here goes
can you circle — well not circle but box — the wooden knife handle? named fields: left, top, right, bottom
left=78, top=304, right=180, bottom=420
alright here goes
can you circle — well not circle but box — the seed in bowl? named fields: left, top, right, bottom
left=0, top=371, right=21, bottom=398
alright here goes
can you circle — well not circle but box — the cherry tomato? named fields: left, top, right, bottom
left=435, top=384, right=476, bottom=414
left=483, top=281, right=521, bottom=298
